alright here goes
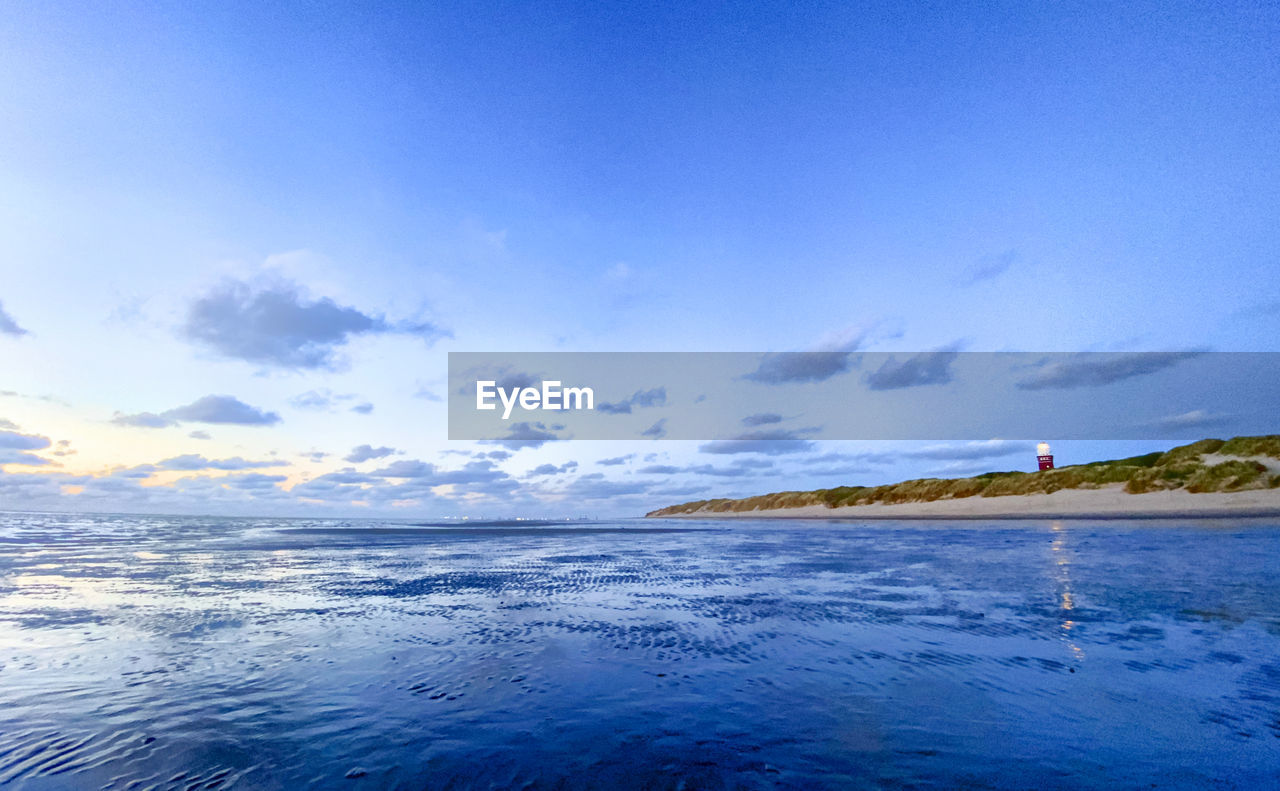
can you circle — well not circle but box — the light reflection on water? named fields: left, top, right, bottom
left=1, top=512, right=1279, bottom=789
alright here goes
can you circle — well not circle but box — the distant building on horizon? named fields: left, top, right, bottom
left=1037, top=442, right=1055, bottom=471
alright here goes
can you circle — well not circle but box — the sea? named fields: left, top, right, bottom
left=1, top=511, right=1278, bottom=790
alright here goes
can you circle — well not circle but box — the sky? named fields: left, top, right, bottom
left=1, top=1, right=1277, bottom=517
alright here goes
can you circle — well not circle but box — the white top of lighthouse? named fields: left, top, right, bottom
left=1037, top=442, right=1051, bottom=456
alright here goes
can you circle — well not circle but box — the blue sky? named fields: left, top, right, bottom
left=1, top=1, right=1277, bottom=517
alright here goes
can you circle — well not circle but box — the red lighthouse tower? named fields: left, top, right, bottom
left=1037, top=442, right=1055, bottom=471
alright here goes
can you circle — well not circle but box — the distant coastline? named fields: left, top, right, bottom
left=646, top=436, right=1280, bottom=520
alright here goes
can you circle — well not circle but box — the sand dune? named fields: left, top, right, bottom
left=656, top=484, right=1280, bottom=520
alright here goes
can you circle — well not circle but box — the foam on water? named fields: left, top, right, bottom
left=1, top=512, right=1279, bottom=789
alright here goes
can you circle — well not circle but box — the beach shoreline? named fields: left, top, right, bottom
left=649, top=485, right=1280, bottom=520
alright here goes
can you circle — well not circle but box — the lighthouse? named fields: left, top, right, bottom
left=1037, top=442, right=1055, bottom=471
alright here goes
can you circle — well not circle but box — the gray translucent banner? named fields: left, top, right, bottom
left=448, top=352, right=1279, bottom=444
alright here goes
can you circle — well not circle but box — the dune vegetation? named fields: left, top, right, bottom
left=645, top=435, right=1280, bottom=517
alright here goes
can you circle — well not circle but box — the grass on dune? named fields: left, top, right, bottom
left=646, top=435, right=1280, bottom=516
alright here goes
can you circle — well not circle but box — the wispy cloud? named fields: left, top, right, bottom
left=1141, top=409, right=1231, bottom=433
left=1016, top=351, right=1204, bottom=390
left=902, top=439, right=1032, bottom=461
left=957, top=249, right=1017, bottom=286
left=699, top=428, right=817, bottom=456
left=637, top=459, right=774, bottom=478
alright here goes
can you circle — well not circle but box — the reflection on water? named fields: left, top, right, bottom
left=1050, top=521, right=1085, bottom=661
left=1, top=512, right=1279, bottom=789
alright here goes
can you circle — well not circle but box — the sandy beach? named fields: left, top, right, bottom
left=653, top=484, right=1280, bottom=520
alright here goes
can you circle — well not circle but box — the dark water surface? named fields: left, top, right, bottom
left=1, top=512, right=1279, bottom=789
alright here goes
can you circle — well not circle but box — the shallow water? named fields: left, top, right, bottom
left=1, top=512, right=1279, bottom=790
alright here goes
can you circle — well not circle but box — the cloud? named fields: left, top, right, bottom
left=865, top=349, right=959, bottom=390
left=167, top=395, right=280, bottom=425
left=803, top=465, right=880, bottom=477
left=413, top=386, right=443, bottom=402
left=637, top=464, right=680, bottom=474
left=798, top=451, right=895, bottom=466
left=958, top=249, right=1017, bottom=286
left=112, top=411, right=173, bottom=428
left=483, top=421, right=559, bottom=450
left=698, top=427, right=818, bottom=456
left=457, top=368, right=542, bottom=398
left=165, top=395, right=280, bottom=425
left=345, top=444, right=398, bottom=463
left=640, top=418, right=667, bottom=438
left=0, top=431, right=56, bottom=464
left=0, top=449, right=52, bottom=466
left=183, top=278, right=448, bottom=370
left=0, top=419, right=17, bottom=430
left=741, top=413, right=782, bottom=426
left=596, top=387, right=668, bottom=415
left=638, top=459, right=774, bottom=478
left=650, top=485, right=712, bottom=497
left=113, top=395, right=281, bottom=428
left=361, top=459, right=514, bottom=495
left=307, top=468, right=380, bottom=485
left=188, top=430, right=212, bottom=440
left=221, top=473, right=288, bottom=490
left=902, top=440, right=1032, bottom=461
left=924, top=460, right=1022, bottom=477
left=0, top=430, right=51, bottom=451
left=743, top=352, right=856, bottom=385
left=742, top=326, right=871, bottom=385
left=290, top=389, right=349, bottom=410
left=370, top=460, right=435, bottom=478
left=699, top=440, right=815, bottom=456
left=682, top=463, right=770, bottom=477
left=289, top=389, right=373, bottom=415
left=526, top=461, right=579, bottom=477
left=155, top=454, right=284, bottom=471
left=597, top=455, right=634, bottom=466
left=557, top=476, right=651, bottom=499
left=0, top=301, right=28, bottom=336
left=1141, top=409, right=1231, bottom=433
left=1015, top=351, right=1204, bottom=390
